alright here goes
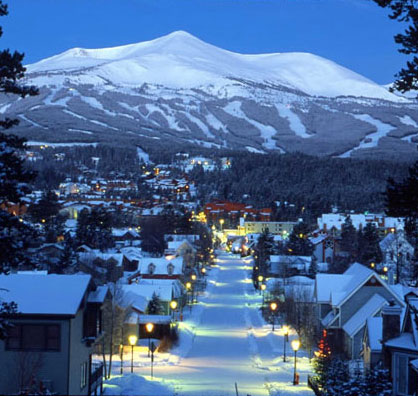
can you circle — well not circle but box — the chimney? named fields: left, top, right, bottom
left=382, top=300, right=402, bottom=343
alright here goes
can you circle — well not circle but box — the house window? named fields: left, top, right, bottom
left=80, top=361, right=88, bottom=389
left=167, top=264, right=174, bottom=275
left=6, top=324, right=60, bottom=351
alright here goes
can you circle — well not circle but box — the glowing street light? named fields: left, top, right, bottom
left=270, top=302, right=278, bottom=331
left=170, top=300, right=178, bottom=321
left=219, top=218, right=224, bottom=231
left=191, top=274, right=197, bottom=281
left=201, top=267, right=207, bottom=275
left=282, top=325, right=289, bottom=362
left=145, top=323, right=154, bottom=357
left=291, top=339, right=301, bottom=385
left=260, top=283, right=266, bottom=302
left=258, top=275, right=264, bottom=283
left=128, top=335, right=137, bottom=373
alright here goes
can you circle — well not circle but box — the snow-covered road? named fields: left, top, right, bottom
left=106, top=254, right=314, bottom=395
left=147, top=254, right=313, bottom=395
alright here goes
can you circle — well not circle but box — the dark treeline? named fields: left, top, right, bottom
left=191, top=152, right=412, bottom=220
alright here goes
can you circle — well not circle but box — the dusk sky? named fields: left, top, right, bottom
left=1, top=0, right=408, bottom=84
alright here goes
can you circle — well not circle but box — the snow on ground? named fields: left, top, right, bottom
left=102, top=254, right=313, bottom=395
left=398, top=115, right=418, bottom=128
left=26, top=141, right=98, bottom=147
left=224, top=101, right=278, bottom=150
left=275, top=104, right=310, bottom=139
left=339, top=114, right=396, bottom=158
left=137, top=146, right=151, bottom=164
left=26, top=31, right=403, bottom=102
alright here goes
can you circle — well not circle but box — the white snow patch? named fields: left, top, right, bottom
left=26, top=141, right=98, bottom=147
left=137, top=146, right=151, bottom=164
left=402, top=133, right=418, bottom=143
left=398, top=115, right=418, bottom=128
left=246, top=146, right=266, bottom=154
left=69, top=128, right=93, bottom=135
left=340, top=114, right=396, bottom=158
left=19, top=114, right=47, bottom=129
left=224, top=101, right=278, bottom=150
left=276, top=103, right=310, bottom=138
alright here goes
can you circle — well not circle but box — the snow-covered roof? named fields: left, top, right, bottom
left=121, top=288, right=149, bottom=313
left=139, top=257, right=183, bottom=275
left=0, top=274, right=91, bottom=316
left=315, top=263, right=390, bottom=307
left=367, top=317, right=383, bottom=352
left=343, top=294, right=387, bottom=337
left=385, top=333, right=418, bottom=351
left=120, top=246, right=143, bottom=261
left=122, top=279, right=184, bottom=302
left=112, top=228, right=140, bottom=238
left=88, top=285, right=109, bottom=303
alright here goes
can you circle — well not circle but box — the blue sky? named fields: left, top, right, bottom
left=0, top=0, right=407, bottom=84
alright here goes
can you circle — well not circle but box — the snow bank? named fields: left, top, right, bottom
left=103, top=374, right=173, bottom=395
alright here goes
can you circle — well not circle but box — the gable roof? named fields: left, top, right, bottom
left=343, top=293, right=387, bottom=338
left=366, top=316, right=383, bottom=352
left=315, top=263, right=404, bottom=308
left=0, top=274, right=91, bottom=316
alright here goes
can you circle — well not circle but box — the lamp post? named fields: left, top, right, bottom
left=219, top=218, right=224, bottom=231
left=291, top=339, right=301, bottom=385
left=145, top=323, right=154, bottom=358
left=170, top=300, right=178, bottom=321
left=270, top=302, right=278, bottom=331
left=186, top=281, right=192, bottom=309
left=282, top=325, right=289, bottom=362
left=128, top=335, right=137, bottom=373
left=119, top=343, right=124, bottom=374
left=260, top=283, right=266, bottom=303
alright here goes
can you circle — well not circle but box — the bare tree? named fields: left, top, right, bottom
left=103, top=281, right=131, bottom=379
left=15, top=351, right=44, bottom=394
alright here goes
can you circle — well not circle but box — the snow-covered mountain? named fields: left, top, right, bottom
left=2, top=31, right=418, bottom=159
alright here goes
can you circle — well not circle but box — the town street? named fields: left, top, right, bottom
left=133, top=253, right=313, bottom=396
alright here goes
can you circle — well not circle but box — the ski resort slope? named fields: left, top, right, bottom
left=26, top=31, right=401, bottom=102
left=118, top=254, right=313, bottom=396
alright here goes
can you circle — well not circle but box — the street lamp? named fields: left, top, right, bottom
left=260, top=283, right=266, bottom=302
left=282, top=325, right=289, bottom=362
left=145, top=323, right=154, bottom=357
left=128, top=335, right=137, bottom=373
left=258, top=275, right=264, bottom=283
left=191, top=274, right=197, bottom=281
left=170, top=300, right=178, bottom=321
left=270, top=302, right=278, bottom=331
left=119, top=343, right=124, bottom=374
left=291, top=339, right=301, bottom=385
left=219, top=218, right=224, bottom=230
left=201, top=267, right=206, bottom=275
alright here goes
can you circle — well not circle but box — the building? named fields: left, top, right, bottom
left=0, top=274, right=107, bottom=395
left=314, top=263, right=405, bottom=359
left=244, top=221, right=297, bottom=237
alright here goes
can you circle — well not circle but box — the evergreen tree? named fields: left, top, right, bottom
left=312, top=329, right=332, bottom=388
left=254, top=229, right=274, bottom=278
left=340, top=215, right=358, bottom=259
left=27, top=190, right=62, bottom=224
left=385, top=161, right=418, bottom=255
left=364, top=365, right=392, bottom=396
left=372, top=1, right=418, bottom=92
left=56, top=233, right=77, bottom=274
left=76, top=207, right=114, bottom=251
left=285, top=222, right=314, bottom=256
left=147, top=292, right=164, bottom=315
left=0, top=0, right=38, bottom=338
left=358, top=223, right=382, bottom=265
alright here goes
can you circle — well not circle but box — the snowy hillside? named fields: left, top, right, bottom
left=1, top=31, right=417, bottom=159
left=26, top=31, right=401, bottom=101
